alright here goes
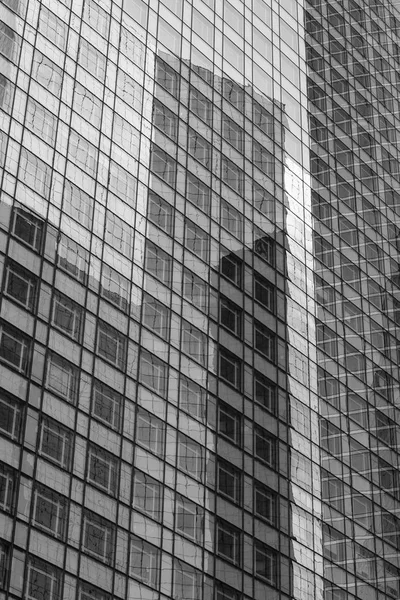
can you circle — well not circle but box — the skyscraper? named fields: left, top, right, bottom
left=0, top=0, right=398, bottom=600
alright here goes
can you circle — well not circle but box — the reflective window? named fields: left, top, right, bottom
left=87, top=443, right=118, bottom=496
left=179, top=376, right=205, bottom=420
left=254, top=321, right=275, bottom=361
left=0, top=322, right=30, bottom=373
left=39, top=6, right=67, bottom=50
left=136, top=408, right=165, bottom=457
left=39, top=418, right=72, bottom=470
left=254, top=274, right=274, bottom=311
left=26, top=98, right=57, bottom=145
left=19, top=149, right=51, bottom=198
left=151, top=145, right=176, bottom=185
left=142, top=293, right=170, bottom=340
left=221, top=157, right=243, bottom=194
left=33, top=484, right=68, bottom=540
left=220, top=252, right=242, bottom=286
left=254, top=426, right=276, bottom=467
left=217, top=460, right=241, bottom=504
left=46, top=353, right=78, bottom=403
left=0, top=391, right=22, bottom=441
left=215, top=582, right=241, bottom=600
left=78, top=583, right=111, bottom=600
left=173, top=559, right=201, bottom=600
left=186, top=172, right=211, bottom=213
left=181, top=320, right=207, bottom=365
left=145, top=241, right=172, bottom=286
left=254, top=372, right=276, bottom=413
left=183, top=268, right=208, bottom=312
left=96, top=321, right=127, bottom=370
left=218, top=401, right=241, bottom=445
left=101, top=264, right=130, bottom=313
left=64, top=181, right=94, bottom=228
left=52, top=292, right=83, bottom=342
left=177, top=433, right=203, bottom=480
left=190, top=87, right=212, bottom=124
left=185, top=220, right=209, bottom=261
left=11, top=208, right=43, bottom=252
left=32, top=51, right=63, bottom=96
left=3, top=259, right=37, bottom=311
left=92, top=380, right=122, bottom=431
left=188, top=129, right=211, bottom=168
left=217, top=519, right=241, bottom=565
left=153, top=99, right=178, bottom=140
left=253, top=141, right=274, bottom=178
left=222, top=116, right=243, bottom=152
left=148, top=192, right=174, bottom=234
left=176, top=493, right=203, bottom=542
left=0, top=540, right=8, bottom=590
left=156, top=58, right=179, bottom=97
left=84, top=0, right=110, bottom=37
left=79, top=39, right=106, bottom=81
left=255, top=483, right=276, bottom=525
left=133, top=470, right=162, bottom=521
left=221, top=200, right=243, bottom=240
left=139, top=350, right=167, bottom=397
left=82, top=510, right=114, bottom=565
left=220, top=297, right=241, bottom=336
left=130, top=535, right=160, bottom=588
left=73, top=83, right=102, bottom=128
left=57, top=235, right=89, bottom=284
left=0, top=462, right=16, bottom=513
left=254, top=542, right=277, bottom=584
left=25, top=557, right=62, bottom=600
left=219, top=348, right=241, bottom=390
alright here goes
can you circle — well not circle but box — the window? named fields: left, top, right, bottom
left=26, top=557, right=62, bottom=600
left=0, top=322, right=30, bottom=373
left=222, top=116, right=243, bottom=152
left=136, top=408, right=165, bottom=457
left=254, top=372, right=275, bottom=413
left=188, top=129, right=211, bottom=167
left=0, top=540, right=8, bottom=590
left=179, top=377, right=205, bottom=420
left=217, top=460, right=241, bottom=504
left=215, top=582, right=241, bottom=600
left=183, top=269, right=208, bottom=312
left=254, top=275, right=274, bottom=311
left=177, top=434, right=203, bottom=480
left=39, top=418, right=72, bottom=470
left=52, top=293, right=83, bottom=342
left=254, top=322, right=275, bottom=361
left=190, top=87, right=212, bottom=124
left=156, top=58, right=178, bottom=97
left=79, top=39, right=106, bottom=81
left=221, top=200, right=243, bottom=240
left=82, top=510, right=114, bottom=564
left=46, top=353, right=78, bottom=403
left=253, top=142, right=274, bottom=178
left=219, top=348, right=241, bottom=390
left=217, top=520, right=241, bottom=565
left=105, top=211, right=133, bottom=258
left=253, top=101, right=274, bottom=137
left=0, top=21, right=20, bottom=63
left=220, top=252, right=241, bottom=286
left=321, top=471, right=344, bottom=512
left=19, top=148, right=51, bottom=198
left=87, top=443, right=118, bottom=496
left=33, top=484, right=68, bottom=540
left=78, top=583, right=111, bottom=600
left=0, top=462, right=16, bottom=513
left=148, top=192, right=173, bottom=234
left=254, top=542, right=277, bottom=584
left=145, top=241, right=172, bottom=286
left=96, top=322, right=126, bottom=370
left=220, top=297, right=241, bottom=336
left=218, top=402, right=241, bottom=445
left=151, top=145, right=176, bottom=186
left=142, top=293, right=170, bottom=340
left=254, top=427, right=275, bottom=467
left=63, top=181, right=94, bottom=227
left=255, top=484, right=276, bottom=525
left=26, top=98, right=56, bottom=145
left=130, top=536, right=160, bottom=588
left=57, top=235, right=89, bottom=284
left=176, top=494, right=203, bottom=542
left=0, top=391, right=22, bottom=441
left=187, top=172, right=211, bottom=213
left=84, top=0, right=110, bottom=37
left=254, top=232, right=274, bottom=264
left=39, top=6, right=67, bottom=50
left=108, top=159, right=136, bottom=202
left=11, top=208, right=43, bottom=251
left=185, top=220, right=209, bottom=261
left=3, top=260, right=37, bottom=311
left=101, top=264, right=130, bottom=313
left=222, top=80, right=244, bottom=112
left=253, top=183, right=274, bottom=219
left=92, top=380, right=122, bottom=431
left=221, top=157, right=243, bottom=194
left=73, top=83, right=101, bottom=127
left=32, top=51, right=63, bottom=96
left=153, top=99, right=177, bottom=140
left=173, top=559, right=201, bottom=600
left=133, top=470, right=162, bottom=521
left=181, top=321, right=207, bottom=366
left=139, top=350, right=167, bottom=397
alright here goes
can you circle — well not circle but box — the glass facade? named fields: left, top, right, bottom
left=0, top=0, right=398, bottom=599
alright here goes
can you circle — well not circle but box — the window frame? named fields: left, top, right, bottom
left=52, top=292, right=83, bottom=342
left=177, top=434, right=203, bottom=481
left=3, top=259, right=37, bottom=312
left=132, top=470, right=162, bottom=521
left=130, top=535, right=160, bottom=588
left=218, top=401, right=241, bottom=446
left=92, top=380, right=122, bottom=431
left=46, top=352, right=78, bottom=404
left=0, top=391, right=23, bottom=442
left=0, top=322, right=31, bottom=374
left=82, top=510, right=115, bottom=565
left=87, top=443, right=118, bottom=496
left=96, top=321, right=127, bottom=371
left=136, top=408, right=165, bottom=457
left=39, top=418, right=72, bottom=470
left=32, top=484, right=68, bottom=540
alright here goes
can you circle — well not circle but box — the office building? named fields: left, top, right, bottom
left=0, top=0, right=398, bottom=599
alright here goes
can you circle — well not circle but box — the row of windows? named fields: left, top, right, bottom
left=0, top=399, right=277, bottom=495
left=0, top=549, right=272, bottom=600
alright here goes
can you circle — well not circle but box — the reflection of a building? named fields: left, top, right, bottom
left=0, top=3, right=317, bottom=600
